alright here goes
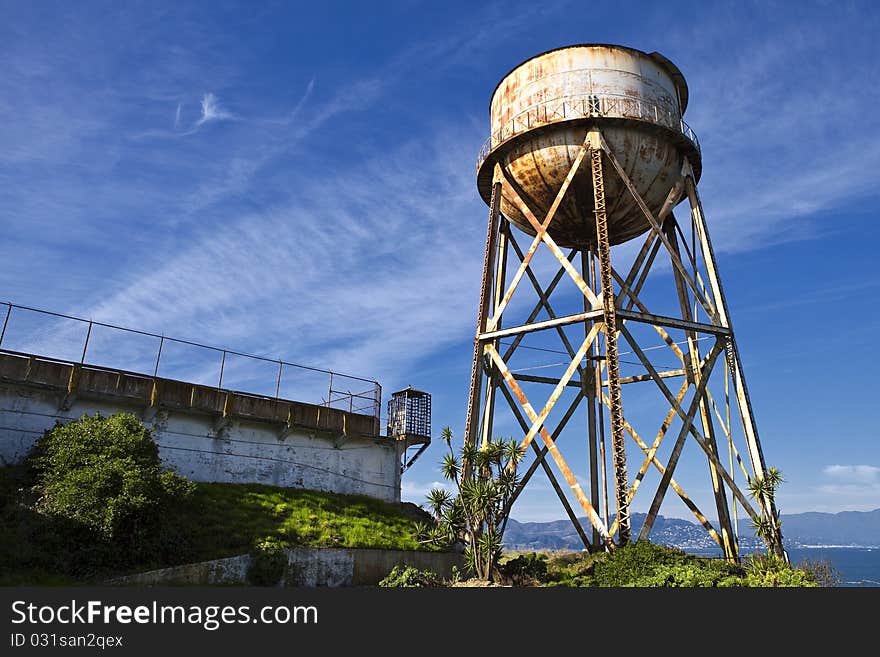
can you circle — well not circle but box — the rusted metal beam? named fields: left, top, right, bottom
left=583, top=250, right=601, bottom=547
left=502, top=248, right=576, bottom=362
left=588, top=134, right=630, bottom=544
left=683, top=165, right=786, bottom=560
left=620, top=325, right=761, bottom=523
left=611, top=267, right=686, bottom=364
left=666, top=219, right=736, bottom=560
left=614, top=231, right=658, bottom=311
left=488, top=134, right=596, bottom=329
left=513, top=373, right=583, bottom=388
left=499, top=386, right=584, bottom=516
left=591, top=246, right=610, bottom=529
left=508, top=228, right=601, bottom=544
left=616, top=308, right=730, bottom=336
left=706, top=388, right=751, bottom=481
left=498, top=167, right=600, bottom=310
left=617, top=236, right=663, bottom=314
left=506, top=231, right=590, bottom=383
left=612, top=379, right=690, bottom=519
left=463, top=166, right=503, bottom=471
left=604, top=369, right=687, bottom=386
left=480, top=310, right=604, bottom=341
left=485, top=342, right=613, bottom=546
left=479, top=217, right=510, bottom=449
left=602, top=384, right=723, bottom=548
left=502, top=328, right=599, bottom=454
left=597, top=132, right=718, bottom=323
left=638, top=338, right=723, bottom=540
left=495, top=382, right=591, bottom=549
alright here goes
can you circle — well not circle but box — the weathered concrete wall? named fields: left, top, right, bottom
left=0, top=353, right=400, bottom=502
left=106, top=548, right=464, bottom=587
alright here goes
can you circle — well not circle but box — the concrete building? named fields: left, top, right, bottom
left=0, top=352, right=401, bottom=502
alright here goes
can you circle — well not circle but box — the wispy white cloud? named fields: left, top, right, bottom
left=815, top=465, right=880, bottom=510
left=663, top=9, right=880, bottom=253
left=823, top=465, right=880, bottom=485
left=78, top=124, right=485, bottom=393
left=195, top=92, right=233, bottom=126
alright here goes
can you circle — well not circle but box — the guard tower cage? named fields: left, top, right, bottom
left=388, top=386, right=431, bottom=473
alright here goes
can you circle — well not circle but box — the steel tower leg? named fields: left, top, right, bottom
left=665, top=218, right=737, bottom=561
left=682, top=165, right=788, bottom=562
left=479, top=218, right=509, bottom=449
left=588, top=133, right=631, bottom=544
left=464, top=165, right=502, bottom=476
left=583, top=250, right=601, bottom=548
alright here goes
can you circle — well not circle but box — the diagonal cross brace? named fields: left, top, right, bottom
left=494, top=384, right=592, bottom=549
left=496, top=170, right=600, bottom=316
left=488, top=135, right=596, bottom=329
left=596, top=133, right=718, bottom=324
left=619, top=325, right=761, bottom=528
left=484, top=342, right=612, bottom=545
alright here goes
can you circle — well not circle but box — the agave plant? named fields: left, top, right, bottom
left=426, top=487, right=453, bottom=521
left=418, top=426, right=525, bottom=581
left=441, top=452, right=460, bottom=483
left=746, top=467, right=787, bottom=560
left=440, top=426, right=454, bottom=453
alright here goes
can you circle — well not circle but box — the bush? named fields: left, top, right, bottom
left=26, top=412, right=195, bottom=572
left=498, top=552, right=549, bottom=585
left=628, top=563, right=743, bottom=588
left=797, top=558, right=840, bottom=587
left=592, top=541, right=687, bottom=587
left=743, top=552, right=818, bottom=587
left=247, top=537, right=288, bottom=586
left=587, top=541, right=752, bottom=588
left=379, top=565, right=442, bottom=587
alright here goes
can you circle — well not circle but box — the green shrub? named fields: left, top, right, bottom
left=247, top=537, right=288, bottom=586
left=627, top=563, right=743, bottom=588
left=796, top=558, right=840, bottom=587
left=592, top=541, right=688, bottom=587
left=379, top=565, right=441, bottom=587
left=26, top=412, right=195, bottom=572
left=743, top=552, right=818, bottom=587
left=499, top=552, right=549, bottom=585
left=543, top=550, right=605, bottom=587
left=533, top=544, right=819, bottom=588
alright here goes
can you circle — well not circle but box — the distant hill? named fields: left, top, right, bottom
left=781, top=509, right=880, bottom=546
left=504, top=509, right=880, bottom=551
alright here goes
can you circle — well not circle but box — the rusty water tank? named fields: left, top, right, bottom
left=476, top=44, right=702, bottom=248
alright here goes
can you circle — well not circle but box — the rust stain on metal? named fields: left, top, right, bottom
left=485, top=343, right=613, bottom=547
left=479, top=44, right=697, bottom=249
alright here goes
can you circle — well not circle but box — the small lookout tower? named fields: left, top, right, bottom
left=388, top=386, right=431, bottom=473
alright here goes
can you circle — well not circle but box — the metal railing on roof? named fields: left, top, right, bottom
left=0, top=301, right=381, bottom=420
left=477, top=92, right=700, bottom=171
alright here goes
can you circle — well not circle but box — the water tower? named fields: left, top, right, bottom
left=465, top=44, right=785, bottom=561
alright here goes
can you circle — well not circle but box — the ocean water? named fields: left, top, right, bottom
left=687, top=546, right=880, bottom=587
left=786, top=547, right=880, bottom=587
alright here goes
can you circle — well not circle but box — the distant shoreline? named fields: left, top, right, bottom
left=796, top=545, right=878, bottom=549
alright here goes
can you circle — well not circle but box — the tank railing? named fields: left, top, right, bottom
left=0, top=301, right=382, bottom=421
left=477, top=92, right=700, bottom=170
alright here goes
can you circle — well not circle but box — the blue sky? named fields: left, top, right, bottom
left=1, top=0, right=879, bottom=524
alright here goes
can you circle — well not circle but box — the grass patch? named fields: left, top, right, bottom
left=0, top=468, right=436, bottom=584
left=178, top=482, right=434, bottom=560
